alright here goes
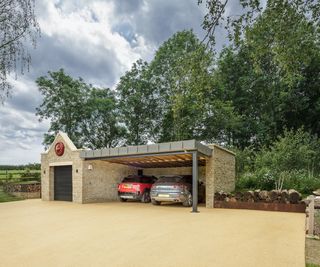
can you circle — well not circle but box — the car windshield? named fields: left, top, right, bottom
left=157, top=176, right=183, bottom=183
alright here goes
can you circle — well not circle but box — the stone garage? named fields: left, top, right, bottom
left=41, top=132, right=235, bottom=210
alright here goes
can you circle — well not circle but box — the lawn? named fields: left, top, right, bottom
left=0, top=169, right=40, bottom=179
left=0, top=186, right=24, bottom=202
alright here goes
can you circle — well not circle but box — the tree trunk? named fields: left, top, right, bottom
left=268, top=190, right=279, bottom=202
left=280, top=189, right=289, bottom=203
left=243, top=191, right=255, bottom=202
left=235, top=191, right=243, bottom=201
left=258, top=190, right=269, bottom=201
left=254, top=190, right=261, bottom=202
left=288, top=189, right=301, bottom=204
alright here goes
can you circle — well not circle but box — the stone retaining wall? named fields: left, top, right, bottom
left=4, top=183, right=41, bottom=199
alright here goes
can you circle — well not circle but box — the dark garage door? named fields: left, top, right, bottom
left=54, top=166, right=72, bottom=201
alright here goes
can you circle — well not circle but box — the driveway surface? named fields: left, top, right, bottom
left=0, top=200, right=305, bottom=267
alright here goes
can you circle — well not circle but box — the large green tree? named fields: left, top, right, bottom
left=116, top=59, right=156, bottom=145
left=36, top=69, right=124, bottom=149
left=198, top=0, right=320, bottom=49
left=201, top=0, right=320, bottom=148
left=36, top=69, right=91, bottom=147
left=149, top=30, right=237, bottom=143
left=81, top=88, right=126, bottom=149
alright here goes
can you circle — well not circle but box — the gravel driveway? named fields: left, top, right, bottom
left=0, top=199, right=305, bottom=267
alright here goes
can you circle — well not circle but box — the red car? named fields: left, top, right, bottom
left=118, top=175, right=157, bottom=203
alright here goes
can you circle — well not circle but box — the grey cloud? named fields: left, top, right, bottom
left=6, top=85, right=41, bottom=114
left=28, top=34, right=120, bottom=88
left=113, top=0, right=144, bottom=14
left=130, top=0, right=206, bottom=46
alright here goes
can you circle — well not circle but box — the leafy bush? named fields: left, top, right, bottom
left=236, top=169, right=320, bottom=194
left=280, top=170, right=320, bottom=194
left=255, top=128, right=320, bottom=175
left=236, top=168, right=276, bottom=191
left=236, top=129, right=320, bottom=193
left=235, top=172, right=257, bottom=190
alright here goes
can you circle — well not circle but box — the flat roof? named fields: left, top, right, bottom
left=79, top=140, right=212, bottom=168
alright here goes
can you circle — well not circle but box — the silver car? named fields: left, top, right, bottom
left=150, top=175, right=205, bottom=207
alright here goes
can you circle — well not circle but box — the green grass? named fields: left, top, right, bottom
left=0, top=169, right=40, bottom=177
left=15, top=181, right=40, bottom=185
left=306, top=263, right=320, bottom=267
left=0, top=186, right=24, bottom=202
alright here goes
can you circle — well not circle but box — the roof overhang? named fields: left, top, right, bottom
left=80, top=140, right=212, bottom=168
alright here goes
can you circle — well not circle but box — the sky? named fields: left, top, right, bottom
left=0, top=0, right=232, bottom=165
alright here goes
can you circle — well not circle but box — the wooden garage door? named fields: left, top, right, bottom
left=54, top=166, right=72, bottom=201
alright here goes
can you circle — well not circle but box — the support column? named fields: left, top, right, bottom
left=192, top=151, right=199, bottom=213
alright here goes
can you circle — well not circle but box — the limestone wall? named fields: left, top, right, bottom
left=41, top=133, right=83, bottom=203
left=143, top=167, right=206, bottom=182
left=205, top=145, right=236, bottom=208
left=213, top=146, right=236, bottom=193
left=82, top=160, right=136, bottom=203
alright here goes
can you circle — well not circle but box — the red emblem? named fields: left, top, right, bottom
left=55, top=142, right=65, bottom=156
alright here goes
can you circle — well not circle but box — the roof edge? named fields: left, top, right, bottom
left=80, top=139, right=213, bottom=159
left=209, top=144, right=236, bottom=156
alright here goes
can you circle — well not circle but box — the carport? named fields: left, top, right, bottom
left=80, top=140, right=212, bottom=212
left=41, top=132, right=235, bottom=208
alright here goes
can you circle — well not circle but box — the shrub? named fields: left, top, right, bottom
left=280, top=170, right=320, bottom=194
left=236, top=168, right=276, bottom=191
left=255, top=128, right=320, bottom=175
left=235, top=173, right=257, bottom=190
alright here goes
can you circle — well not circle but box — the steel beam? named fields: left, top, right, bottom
left=192, top=151, right=199, bottom=213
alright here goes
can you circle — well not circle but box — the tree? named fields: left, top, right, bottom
left=36, top=69, right=126, bottom=149
left=36, top=69, right=90, bottom=148
left=198, top=0, right=320, bottom=49
left=205, top=1, right=320, bottom=148
left=117, top=59, right=156, bottom=145
left=81, top=88, right=126, bottom=149
left=0, top=0, right=40, bottom=101
left=149, top=30, right=234, bottom=143
left=255, top=129, right=320, bottom=175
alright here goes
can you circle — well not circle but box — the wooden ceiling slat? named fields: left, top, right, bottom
left=103, top=153, right=206, bottom=168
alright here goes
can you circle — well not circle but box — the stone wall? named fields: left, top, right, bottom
left=143, top=167, right=206, bottom=182
left=205, top=145, right=236, bottom=208
left=205, top=149, right=215, bottom=208
left=4, top=182, right=41, bottom=199
left=82, top=160, right=136, bottom=203
left=213, top=146, right=236, bottom=193
left=41, top=133, right=83, bottom=203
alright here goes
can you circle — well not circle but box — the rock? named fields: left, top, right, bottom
left=229, top=197, right=237, bottom=203
left=315, top=196, right=320, bottom=209
left=313, top=189, right=320, bottom=196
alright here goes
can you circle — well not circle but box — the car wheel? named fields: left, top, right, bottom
left=182, top=192, right=192, bottom=207
left=151, top=199, right=160, bottom=205
left=120, top=198, right=127, bottom=202
left=141, top=190, right=151, bottom=203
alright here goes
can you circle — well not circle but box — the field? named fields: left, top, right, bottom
left=0, top=169, right=40, bottom=203
left=0, top=169, right=41, bottom=182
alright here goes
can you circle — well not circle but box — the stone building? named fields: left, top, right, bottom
left=41, top=132, right=235, bottom=209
